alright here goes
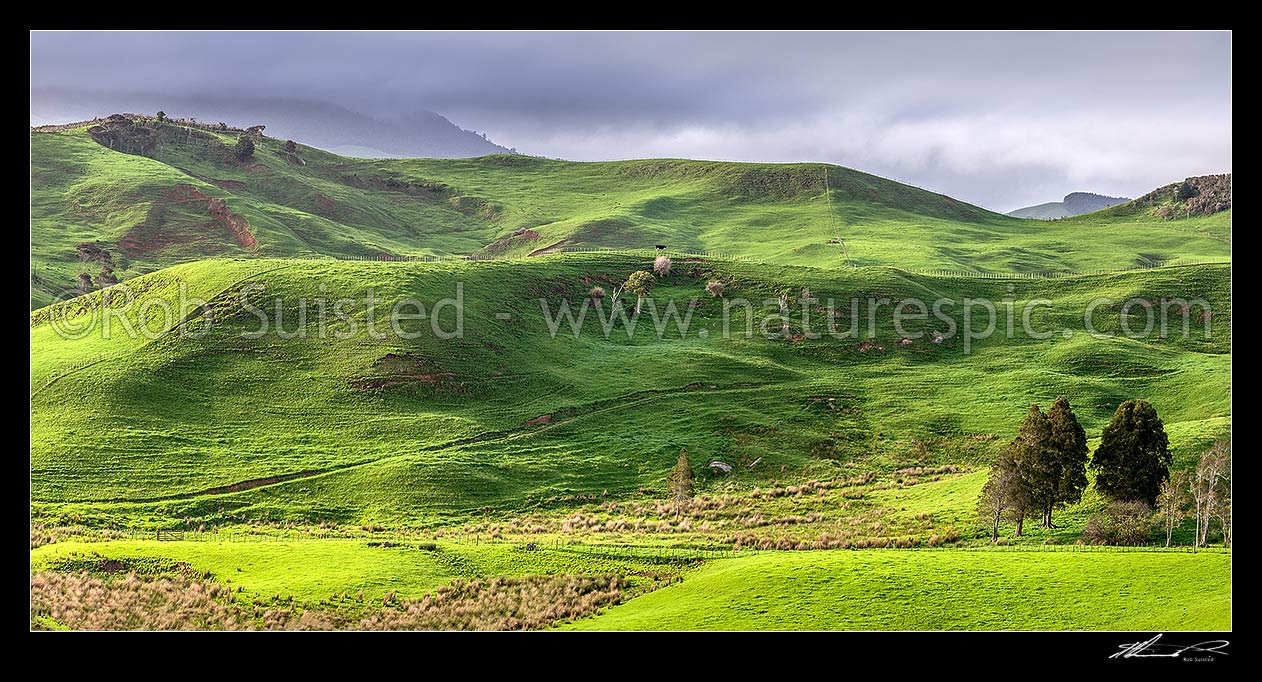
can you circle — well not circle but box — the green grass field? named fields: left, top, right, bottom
left=566, top=548, right=1231, bottom=630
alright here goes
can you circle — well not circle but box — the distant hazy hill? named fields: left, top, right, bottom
left=1008, top=192, right=1130, bottom=219
left=30, top=89, right=512, bottom=158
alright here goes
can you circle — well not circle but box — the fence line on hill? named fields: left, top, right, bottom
left=279, top=248, right=765, bottom=264
left=113, top=526, right=1226, bottom=556
left=896, top=258, right=1230, bottom=280
left=277, top=249, right=1226, bottom=278
left=32, top=354, right=110, bottom=396
left=557, top=246, right=765, bottom=264
left=116, top=527, right=738, bottom=560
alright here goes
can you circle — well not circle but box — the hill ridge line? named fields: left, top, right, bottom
left=30, top=263, right=298, bottom=399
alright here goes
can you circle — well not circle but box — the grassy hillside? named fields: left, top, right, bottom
left=566, top=548, right=1231, bottom=630
left=31, top=120, right=1231, bottom=309
left=31, top=254, right=1230, bottom=536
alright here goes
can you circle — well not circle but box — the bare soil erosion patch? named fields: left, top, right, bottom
left=119, top=184, right=256, bottom=255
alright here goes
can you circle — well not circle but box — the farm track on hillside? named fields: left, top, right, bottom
left=99, top=380, right=785, bottom=505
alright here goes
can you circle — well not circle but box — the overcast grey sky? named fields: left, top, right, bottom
left=30, top=30, right=1231, bottom=211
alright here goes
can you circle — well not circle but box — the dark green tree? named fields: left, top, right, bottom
left=1041, top=396, right=1090, bottom=527
left=1009, top=404, right=1055, bottom=536
left=1091, top=399, right=1171, bottom=506
left=155, top=110, right=166, bottom=123
left=234, top=136, right=255, bottom=161
left=667, top=448, right=694, bottom=519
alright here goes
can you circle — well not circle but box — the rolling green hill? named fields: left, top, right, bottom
left=565, top=548, right=1231, bottom=630
left=31, top=255, right=1230, bottom=533
left=31, top=118, right=1231, bottom=310
left=29, top=116, right=1232, bottom=632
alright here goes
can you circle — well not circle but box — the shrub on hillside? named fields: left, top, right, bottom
left=653, top=255, right=672, bottom=276
left=234, top=136, right=255, bottom=161
left=1081, top=501, right=1153, bottom=546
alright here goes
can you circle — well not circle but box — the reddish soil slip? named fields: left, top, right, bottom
left=119, top=184, right=257, bottom=254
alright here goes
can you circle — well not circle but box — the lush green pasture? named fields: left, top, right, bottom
left=566, top=548, right=1231, bottom=630
left=30, top=256, right=1229, bottom=531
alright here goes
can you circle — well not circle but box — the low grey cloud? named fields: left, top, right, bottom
left=30, top=30, right=1231, bottom=211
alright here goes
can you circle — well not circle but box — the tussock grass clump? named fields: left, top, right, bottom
left=30, top=571, right=281, bottom=630
left=358, top=574, right=629, bottom=631
left=29, top=523, right=128, bottom=549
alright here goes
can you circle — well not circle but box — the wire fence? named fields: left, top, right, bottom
left=113, top=527, right=740, bottom=560
left=278, top=248, right=765, bottom=264
left=897, top=258, right=1230, bottom=280
left=111, top=526, right=1226, bottom=557
left=946, top=543, right=1231, bottom=554
left=280, top=249, right=1226, bottom=277
left=32, top=354, right=110, bottom=396
left=558, top=246, right=764, bottom=264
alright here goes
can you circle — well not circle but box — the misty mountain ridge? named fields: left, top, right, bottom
left=30, top=89, right=512, bottom=159
left=1007, top=191, right=1130, bottom=220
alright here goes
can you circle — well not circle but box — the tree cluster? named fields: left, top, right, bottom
left=977, top=398, right=1220, bottom=547
left=1156, top=439, right=1230, bottom=548
left=978, top=397, right=1088, bottom=541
